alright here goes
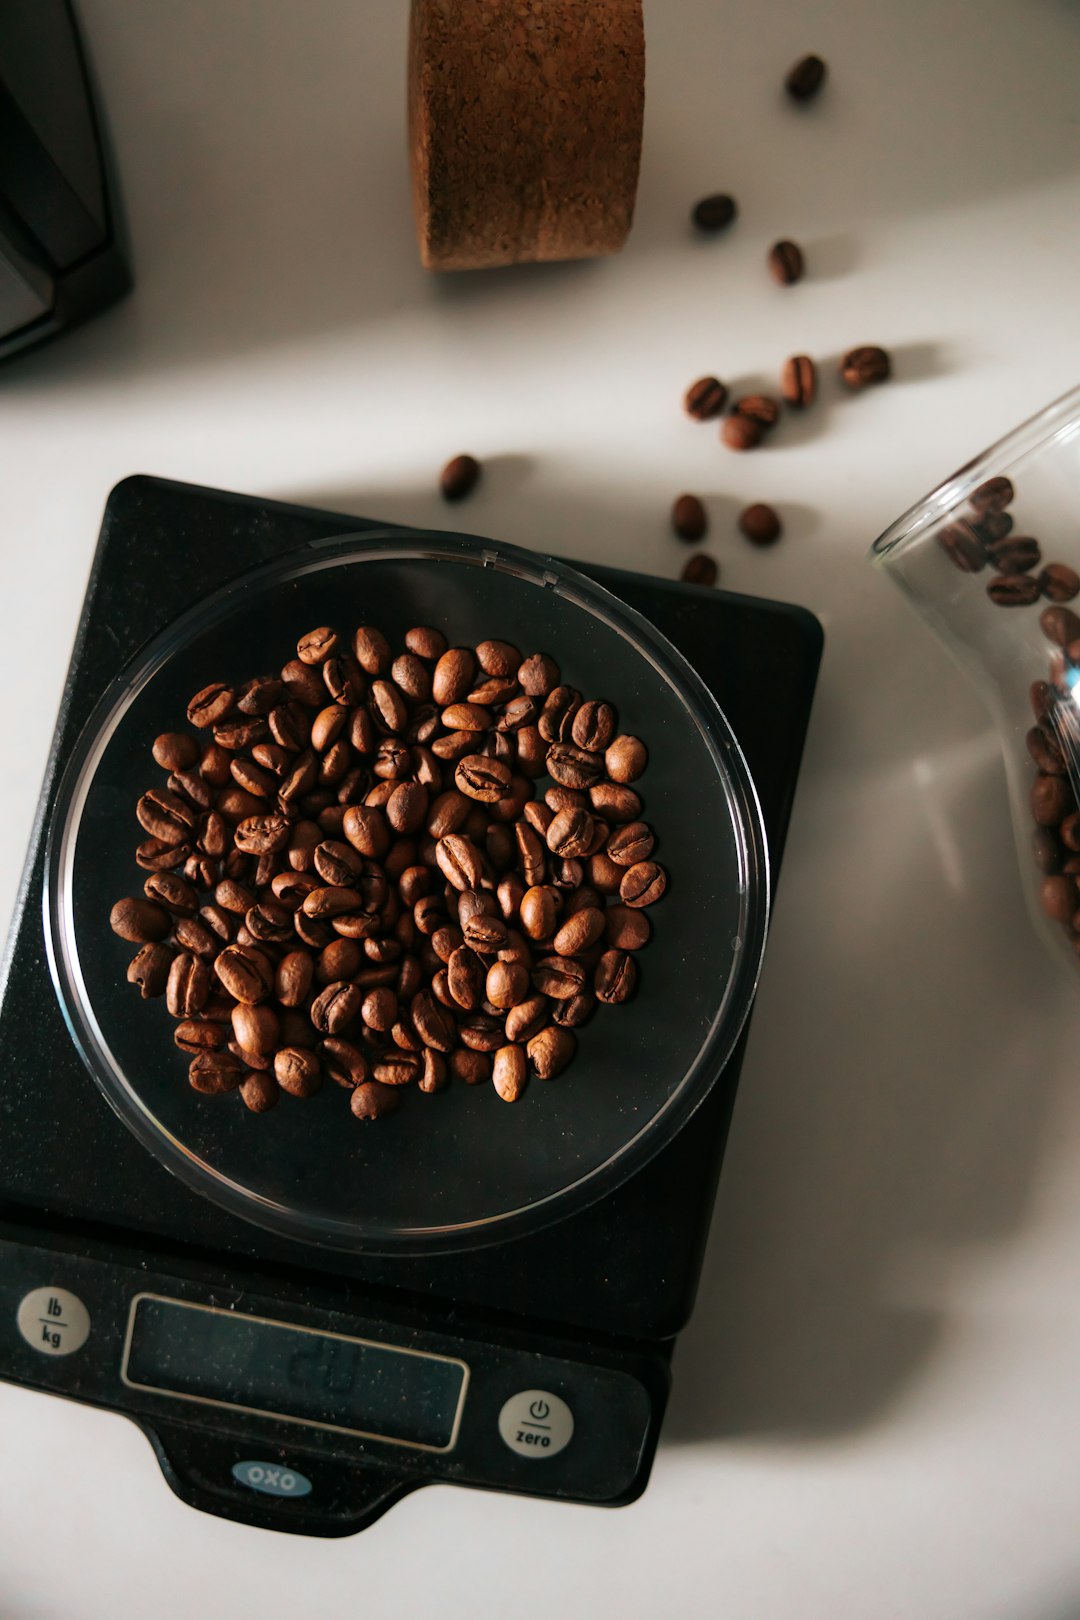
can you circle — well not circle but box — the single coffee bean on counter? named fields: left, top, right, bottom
left=684, top=376, right=728, bottom=420
left=840, top=346, right=890, bottom=389
left=111, top=617, right=668, bottom=1121
left=785, top=53, right=827, bottom=100
left=739, top=503, right=782, bottom=547
left=691, top=193, right=737, bottom=232
left=681, top=553, right=718, bottom=587
left=768, top=240, right=804, bottom=286
left=440, top=454, right=481, bottom=502
left=672, top=494, right=708, bottom=541
left=721, top=414, right=764, bottom=452
left=780, top=354, right=816, bottom=408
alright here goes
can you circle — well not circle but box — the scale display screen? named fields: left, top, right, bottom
left=122, top=1294, right=469, bottom=1452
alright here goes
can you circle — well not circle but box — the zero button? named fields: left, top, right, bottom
left=498, top=1389, right=574, bottom=1459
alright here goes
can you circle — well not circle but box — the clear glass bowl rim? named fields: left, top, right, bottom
left=871, top=382, right=1080, bottom=564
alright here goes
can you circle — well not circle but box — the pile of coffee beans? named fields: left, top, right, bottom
left=936, top=476, right=1080, bottom=949
left=110, top=624, right=666, bottom=1121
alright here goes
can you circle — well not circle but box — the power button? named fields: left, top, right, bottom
left=498, top=1389, right=574, bottom=1459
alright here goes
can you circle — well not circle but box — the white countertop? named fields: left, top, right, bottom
left=4, top=2, right=1080, bottom=1616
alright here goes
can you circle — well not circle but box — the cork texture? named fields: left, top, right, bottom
left=409, top=0, right=645, bottom=271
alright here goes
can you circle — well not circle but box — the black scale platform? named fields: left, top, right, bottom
left=0, top=477, right=821, bottom=1533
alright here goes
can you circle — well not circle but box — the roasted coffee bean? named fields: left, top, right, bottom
left=513, top=655, right=556, bottom=702
left=432, top=924, right=465, bottom=963
left=938, top=520, right=987, bottom=573
left=781, top=354, right=816, bottom=408
left=1040, top=606, right=1080, bottom=647
left=152, top=732, right=199, bottom=772
left=512, top=822, right=544, bottom=887
left=312, top=839, right=362, bottom=887
left=429, top=648, right=474, bottom=708
left=137, top=788, right=197, bottom=846
left=486, top=960, right=529, bottom=1010
left=1033, top=828, right=1063, bottom=874
left=281, top=658, right=327, bottom=706
left=1041, top=874, right=1078, bottom=923
left=189, top=1051, right=243, bottom=1095
left=503, top=995, right=548, bottom=1045
left=127, top=942, right=174, bottom=998
left=309, top=703, right=347, bottom=754
left=436, top=833, right=484, bottom=891
left=595, top=948, right=637, bottom=1004
left=401, top=626, right=444, bottom=662
left=360, top=986, right=396, bottom=1033
left=974, top=510, right=1014, bottom=543
left=620, top=861, right=667, bottom=907
left=520, top=885, right=557, bottom=941
left=323, top=654, right=366, bottom=706
left=1027, top=726, right=1066, bottom=775
left=546, top=807, right=595, bottom=859
left=538, top=686, right=583, bottom=744
left=142, top=872, right=197, bottom=917
left=369, top=679, right=407, bottom=735
left=491, top=1044, right=527, bottom=1102
left=1040, top=564, right=1080, bottom=603
left=785, top=52, right=827, bottom=99
left=454, top=754, right=511, bottom=804
left=135, top=836, right=191, bottom=872
left=110, top=897, right=170, bottom=944
left=418, top=1050, right=447, bottom=1093
left=385, top=782, right=429, bottom=835
left=387, top=653, right=428, bottom=705
left=768, top=240, right=804, bottom=286
left=243, top=900, right=292, bottom=944
left=448, top=1048, right=489, bottom=1086
left=173, top=1019, right=226, bottom=1055
left=187, top=683, right=234, bottom=729
left=987, top=574, right=1039, bottom=606
left=297, top=626, right=338, bottom=666
left=463, top=913, right=509, bottom=955
left=734, top=394, right=781, bottom=429
left=672, top=494, right=707, bottom=542
left=411, top=990, right=456, bottom=1051
left=274, top=1046, right=321, bottom=1098
left=986, top=535, right=1041, bottom=575
left=721, top=414, right=763, bottom=452
left=527, top=1025, right=576, bottom=1078
left=546, top=742, right=605, bottom=790
left=607, top=821, right=655, bottom=866
left=682, top=553, right=719, bottom=587
left=236, top=675, right=284, bottom=717
left=552, top=992, right=595, bottom=1028
left=553, top=907, right=606, bottom=956
left=170, top=769, right=213, bottom=810
left=234, top=812, right=291, bottom=856
left=440, top=453, right=480, bottom=501
left=166, top=952, right=210, bottom=1018
left=1059, top=811, right=1080, bottom=852
left=214, top=943, right=274, bottom=1003
left=551, top=857, right=584, bottom=891
left=347, top=626, right=389, bottom=680
left=684, top=375, right=728, bottom=422
left=374, top=1051, right=421, bottom=1086
left=739, top=503, right=782, bottom=546
left=606, top=904, right=651, bottom=950
left=600, top=739, right=646, bottom=790
left=1032, top=773, right=1072, bottom=827
left=308, top=981, right=361, bottom=1035
left=350, top=1080, right=400, bottom=1119
left=230, top=1003, right=279, bottom=1056
left=840, top=345, right=890, bottom=388
left=199, top=740, right=233, bottom=786
left=239, top=1071, right=279, bottom=1112
left=532, top=956, right=587, bottom=999
left=458, top=1013, right=505, bottom=1053
left=342, top=804, right=390, bottom=859
left=447, top=945, right=485, bottom=1009
left=470, top=640, right=517, bottom=678
left=970, top=476, right=1014, bottom=514
left=303, top=885, right=366, bottom=920
left=569, top=701, right=616, bottom=754
left=316, top=1038, right=368, bottom=1088
left=691, top=193, right=737, bottom=232
left=214, top=717, right=268, bottom=754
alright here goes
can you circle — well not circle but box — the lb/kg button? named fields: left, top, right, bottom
left=17, top=1287, right=91, bottom=1356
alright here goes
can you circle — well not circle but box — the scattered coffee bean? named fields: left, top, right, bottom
left=691, top=193, right=737, bottom=232
left=739, top=503, right=782, bottom=547
left=721, top=414, right=764, bottom=452
left=440, top=454, right=481, bottom=502
left=785, top=53, right=827, bottom=101
left=780, top=354, right=816, bottom=408
left=768, top=240, right=804, bottom=286
left=734, top=395, right=781, bottom=430
left=672, top=494, right=708, bottom=542
left=110, top=897, right=171, bottom=944
left=595, top=949, right=638, bottom=1004
left=684, top=376, right=728, bottom=420
left=127, top=942, right=174, bottom=998
left=970, top=476, right=1014, bottom=514
left=986, top=536, right=1041, bottom=575
left=605, top=735, right=647, bottom=783
left=681, top=553, right=718, bottom=587
left=1040, top=606, right=1080, bottom=647
left=840, top=346, right=890, bottom=389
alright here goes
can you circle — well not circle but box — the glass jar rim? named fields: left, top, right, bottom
left=870, top=382, right=1080, bottom=563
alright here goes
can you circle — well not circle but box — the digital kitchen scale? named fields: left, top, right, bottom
left=0, top=476, right=821, bottom=1535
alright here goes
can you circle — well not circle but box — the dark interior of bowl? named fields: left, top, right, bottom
left=55, top=541, right=759, bottom=1245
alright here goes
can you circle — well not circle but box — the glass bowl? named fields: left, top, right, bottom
left=45, top=529, right=769, bottom=1254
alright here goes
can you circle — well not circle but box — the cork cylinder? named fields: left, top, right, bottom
left=409, top=0, right=646, bottom=271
